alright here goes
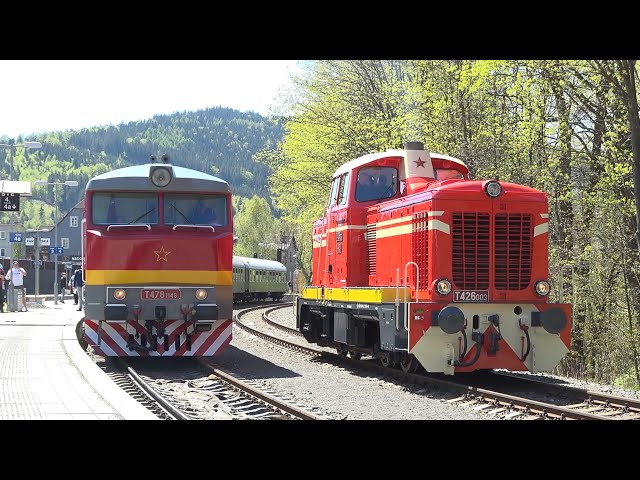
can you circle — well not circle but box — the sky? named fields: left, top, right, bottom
left=0, top=60, right=304, bottom=139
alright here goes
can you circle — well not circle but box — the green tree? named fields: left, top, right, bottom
left=233, top=195, right=280, bottom=258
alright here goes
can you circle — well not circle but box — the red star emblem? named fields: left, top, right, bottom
left=154, top=245, right=171, bottom=262
left=414, top=157, right=426, bottom=168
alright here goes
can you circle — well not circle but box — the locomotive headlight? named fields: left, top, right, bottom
left=435, top=279, right=452, bottom=296
left=534, top=280, right=551, bottom=296
left=114, top=289, right=126, bottom=300
left=195, top=289, right=208, bottom=301
left=150, top=165, right=172, bottom=187
left=484, top=180, right=502, bottom=198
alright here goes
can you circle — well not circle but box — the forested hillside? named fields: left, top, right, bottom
left=0, top=106, right=285, bottom=228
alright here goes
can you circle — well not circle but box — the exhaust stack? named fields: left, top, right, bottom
left=404, top=141, right=435, bottom=195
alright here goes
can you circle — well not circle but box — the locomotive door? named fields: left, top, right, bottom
left=326, top=173, right=350, bottom=287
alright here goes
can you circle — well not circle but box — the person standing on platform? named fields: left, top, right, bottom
left=59, top=272, right=67, bottom=303
left=73, top=269, right=85, bottom=311
left=0, top=266, right=5, bottom=312
left=7, top=261, right=28, bottom=312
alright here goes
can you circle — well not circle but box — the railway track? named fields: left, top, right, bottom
left=98, top=350, right=324, bottom=420
left=238, top=303, right=640, bottom=420
left=102, top=358, right=181, bottom=420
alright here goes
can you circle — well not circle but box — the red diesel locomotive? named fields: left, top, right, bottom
left=82, top=155, right=234, bottom=357
left=296, top=142, right=572, bottom=374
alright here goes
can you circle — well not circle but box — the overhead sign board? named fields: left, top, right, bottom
left=40, top=237, right=51, bottom=246
left=25, top=237, right=34, bottom=246
left=49, top=246, right=63, bottom=254
left=9, top=232, right=23, bottom=242
left=0, top=180, right=32, bottom=196
left=1, top=193, right=20, bottom=212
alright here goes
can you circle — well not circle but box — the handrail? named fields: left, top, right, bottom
left=404, top=261, right=419, bottom=330
left=81, top=218, right=86, bottom=282
left=106, top=223, right=151, bottom=231
left=395, top=268, right=400, bottom=330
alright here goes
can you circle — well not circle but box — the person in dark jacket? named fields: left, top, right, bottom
left=73, top=269, right=85, bottom=311
left=0, top=266, right=5, bottom=312
left=59, top=272, right=67, bottom=303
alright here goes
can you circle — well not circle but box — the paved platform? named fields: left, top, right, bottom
left=0, top=299, right=158, bottom=420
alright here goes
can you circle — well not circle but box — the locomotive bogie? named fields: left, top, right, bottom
left=297, top=295, right=409, bottom=360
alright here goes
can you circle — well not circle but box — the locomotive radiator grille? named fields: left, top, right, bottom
left=367, top=224, right=377, bottom=276
left=494, top=213, right=532, bottom=290
left=452, top=212, right=533, bottom=291
left=452, top=213, right=490, bottom=289
left=412, top=212, right=429, bottom=287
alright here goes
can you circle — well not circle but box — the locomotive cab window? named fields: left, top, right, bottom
left=355, top=166, right=397, bottom=202
left=92, top=192, right=158, bottom=225
left=434, top=168, right=465, bottom=180
left=163, top=194, right=228, bottom=226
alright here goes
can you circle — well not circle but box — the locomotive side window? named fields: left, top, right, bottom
left=329, top=176, right=340, bottom=206
left=92, top=192, right=158, bottom=225
left=163, top=194, right=228, bottom=226
left=337, top=173, right=350, bottom=205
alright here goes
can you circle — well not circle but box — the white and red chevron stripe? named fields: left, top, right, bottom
left=83, top=319, right=232, bottom=357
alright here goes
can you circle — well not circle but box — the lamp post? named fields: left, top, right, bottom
left=26, top=227, right=49, bottom=301
left=34, top=180, right=78, bottom=305
left=1, top=141, right=42, bottom=311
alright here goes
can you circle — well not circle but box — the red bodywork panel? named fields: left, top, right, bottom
left=85, top=228, right=233, bottom=273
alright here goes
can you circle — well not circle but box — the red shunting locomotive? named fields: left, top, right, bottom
left=296, top=141, right=571, bottom=374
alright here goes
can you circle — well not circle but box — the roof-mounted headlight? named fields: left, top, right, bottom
left=150, top=165, right=173, bottom=188
left=484, top=180, right=502, bottom=198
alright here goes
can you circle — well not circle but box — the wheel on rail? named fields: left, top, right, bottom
left=348, top=351, right=362, bottom=360
left=399, top=353, right=417, bottom=373
left=379, top=351, right=395, bottom=368
left=336, top=344, right=348, bottom=356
